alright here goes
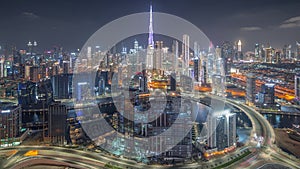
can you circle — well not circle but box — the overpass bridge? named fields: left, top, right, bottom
left=257, top=109, right=300, bottom=116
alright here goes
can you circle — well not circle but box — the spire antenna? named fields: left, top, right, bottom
left=148, top=3, right=154, bottom=47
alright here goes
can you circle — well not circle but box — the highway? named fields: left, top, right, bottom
left=191, top=93, right=299, bottom=169
left=1, top=146, right=148, bottom=169
left=219, top=96, right=300, bottom=169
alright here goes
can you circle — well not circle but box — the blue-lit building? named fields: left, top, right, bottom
left=95, top=70, right=110, bottom=95
left=18, top=80, right=53, bottom=109
left=51, top=74, right=73, bottom=99
left=257, top=83, right=275, bottom=107
left=72, top=72, right=97, bottom=101
left=18, top=80, right=53, bottom=130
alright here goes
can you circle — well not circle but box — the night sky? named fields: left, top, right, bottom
left=0, top=0, right=300, bottom=52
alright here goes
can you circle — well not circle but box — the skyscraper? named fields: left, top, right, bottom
left=237, top=40, right=242, bottom=60
left=183, top=34, right=190, bottom=71
left=207, top=114, right=217, bottom=148
left=193, top=57, right=200, bottom=82
left=169, top=73, right=176, bottom=91
left=246, top=73, right=256, bottom=106
left=0, top=102, right=21, bottom=146
left=87, top=46, right=92, bottom=68
left=287, top=44, right=292, bottom=60
left=48, top=103, right=67, bottom=144
left=214, top=46, right=222, bottom=74
left=227, top=113, right=237, bottom=147
left=154, top=41, right=163, bottom=69
left=194, top=41, right=200, bottom=58
left=207, top=112, right=236, bottom=150
left=295, top=74, right=300, bottom=103
left=264, top=47, right=274, bottom=63
left=63, top=61, right=70, bottom=74
left=296, top=41, right=300, bottom=60
left=255, top=44, right=260, bottom=61
left=221, top=41, right=234, bottom=77
left=237, top=40, right=242, bottom=52
left=258, top=83, right=275, bottom=107
left=216, top=116, right=227, bottom=150
left=51, top=74, right=72, bottom=99
left=146, top=4, right=154, bottom=69
left=148, top=4, right=154, bottom=48
left=0, top=58, right=4, bottom=78
left=172, top=40, right=179, bottom=71
left=134, top=40, right=139, bottom=52
left=30, top=66, right=39, bottom=82
left=274, top=50, right=281, bottom=63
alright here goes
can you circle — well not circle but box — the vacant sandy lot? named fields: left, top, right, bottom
left=275, top=129, right=300, bottom=158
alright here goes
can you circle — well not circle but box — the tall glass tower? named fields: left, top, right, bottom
left=148, top=4, right=154, bottom=47
left=146, top=4, right=154, bottom=69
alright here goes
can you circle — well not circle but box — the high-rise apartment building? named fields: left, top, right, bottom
left=0, top=102, right=21, bottom=146
left=257, top=83, right=275, bottom=107
left=183, top=34, right=190, bottom=72
left=255, top=43, right=260, bottom=61
left=48, top=103, right=67, bottom=144
left=207, top=112, right=237, bottom=150
left=29, top=66, right=39, bottom=82
left=295, top=74, right=300, bottom=103
left=246, top=73, right=256, bottom=106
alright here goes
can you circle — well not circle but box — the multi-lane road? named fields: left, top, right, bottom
left=1, top=146, right=148, bottom=169
left=220, top=97, right=300, bottom=169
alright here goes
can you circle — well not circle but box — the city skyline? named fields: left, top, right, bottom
left=0, top=0, right=300, bottom=51
left=1, top=1, right=300, bottom=169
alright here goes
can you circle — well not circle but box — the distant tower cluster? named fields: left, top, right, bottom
left=251, top=42, right=300, bottom=63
